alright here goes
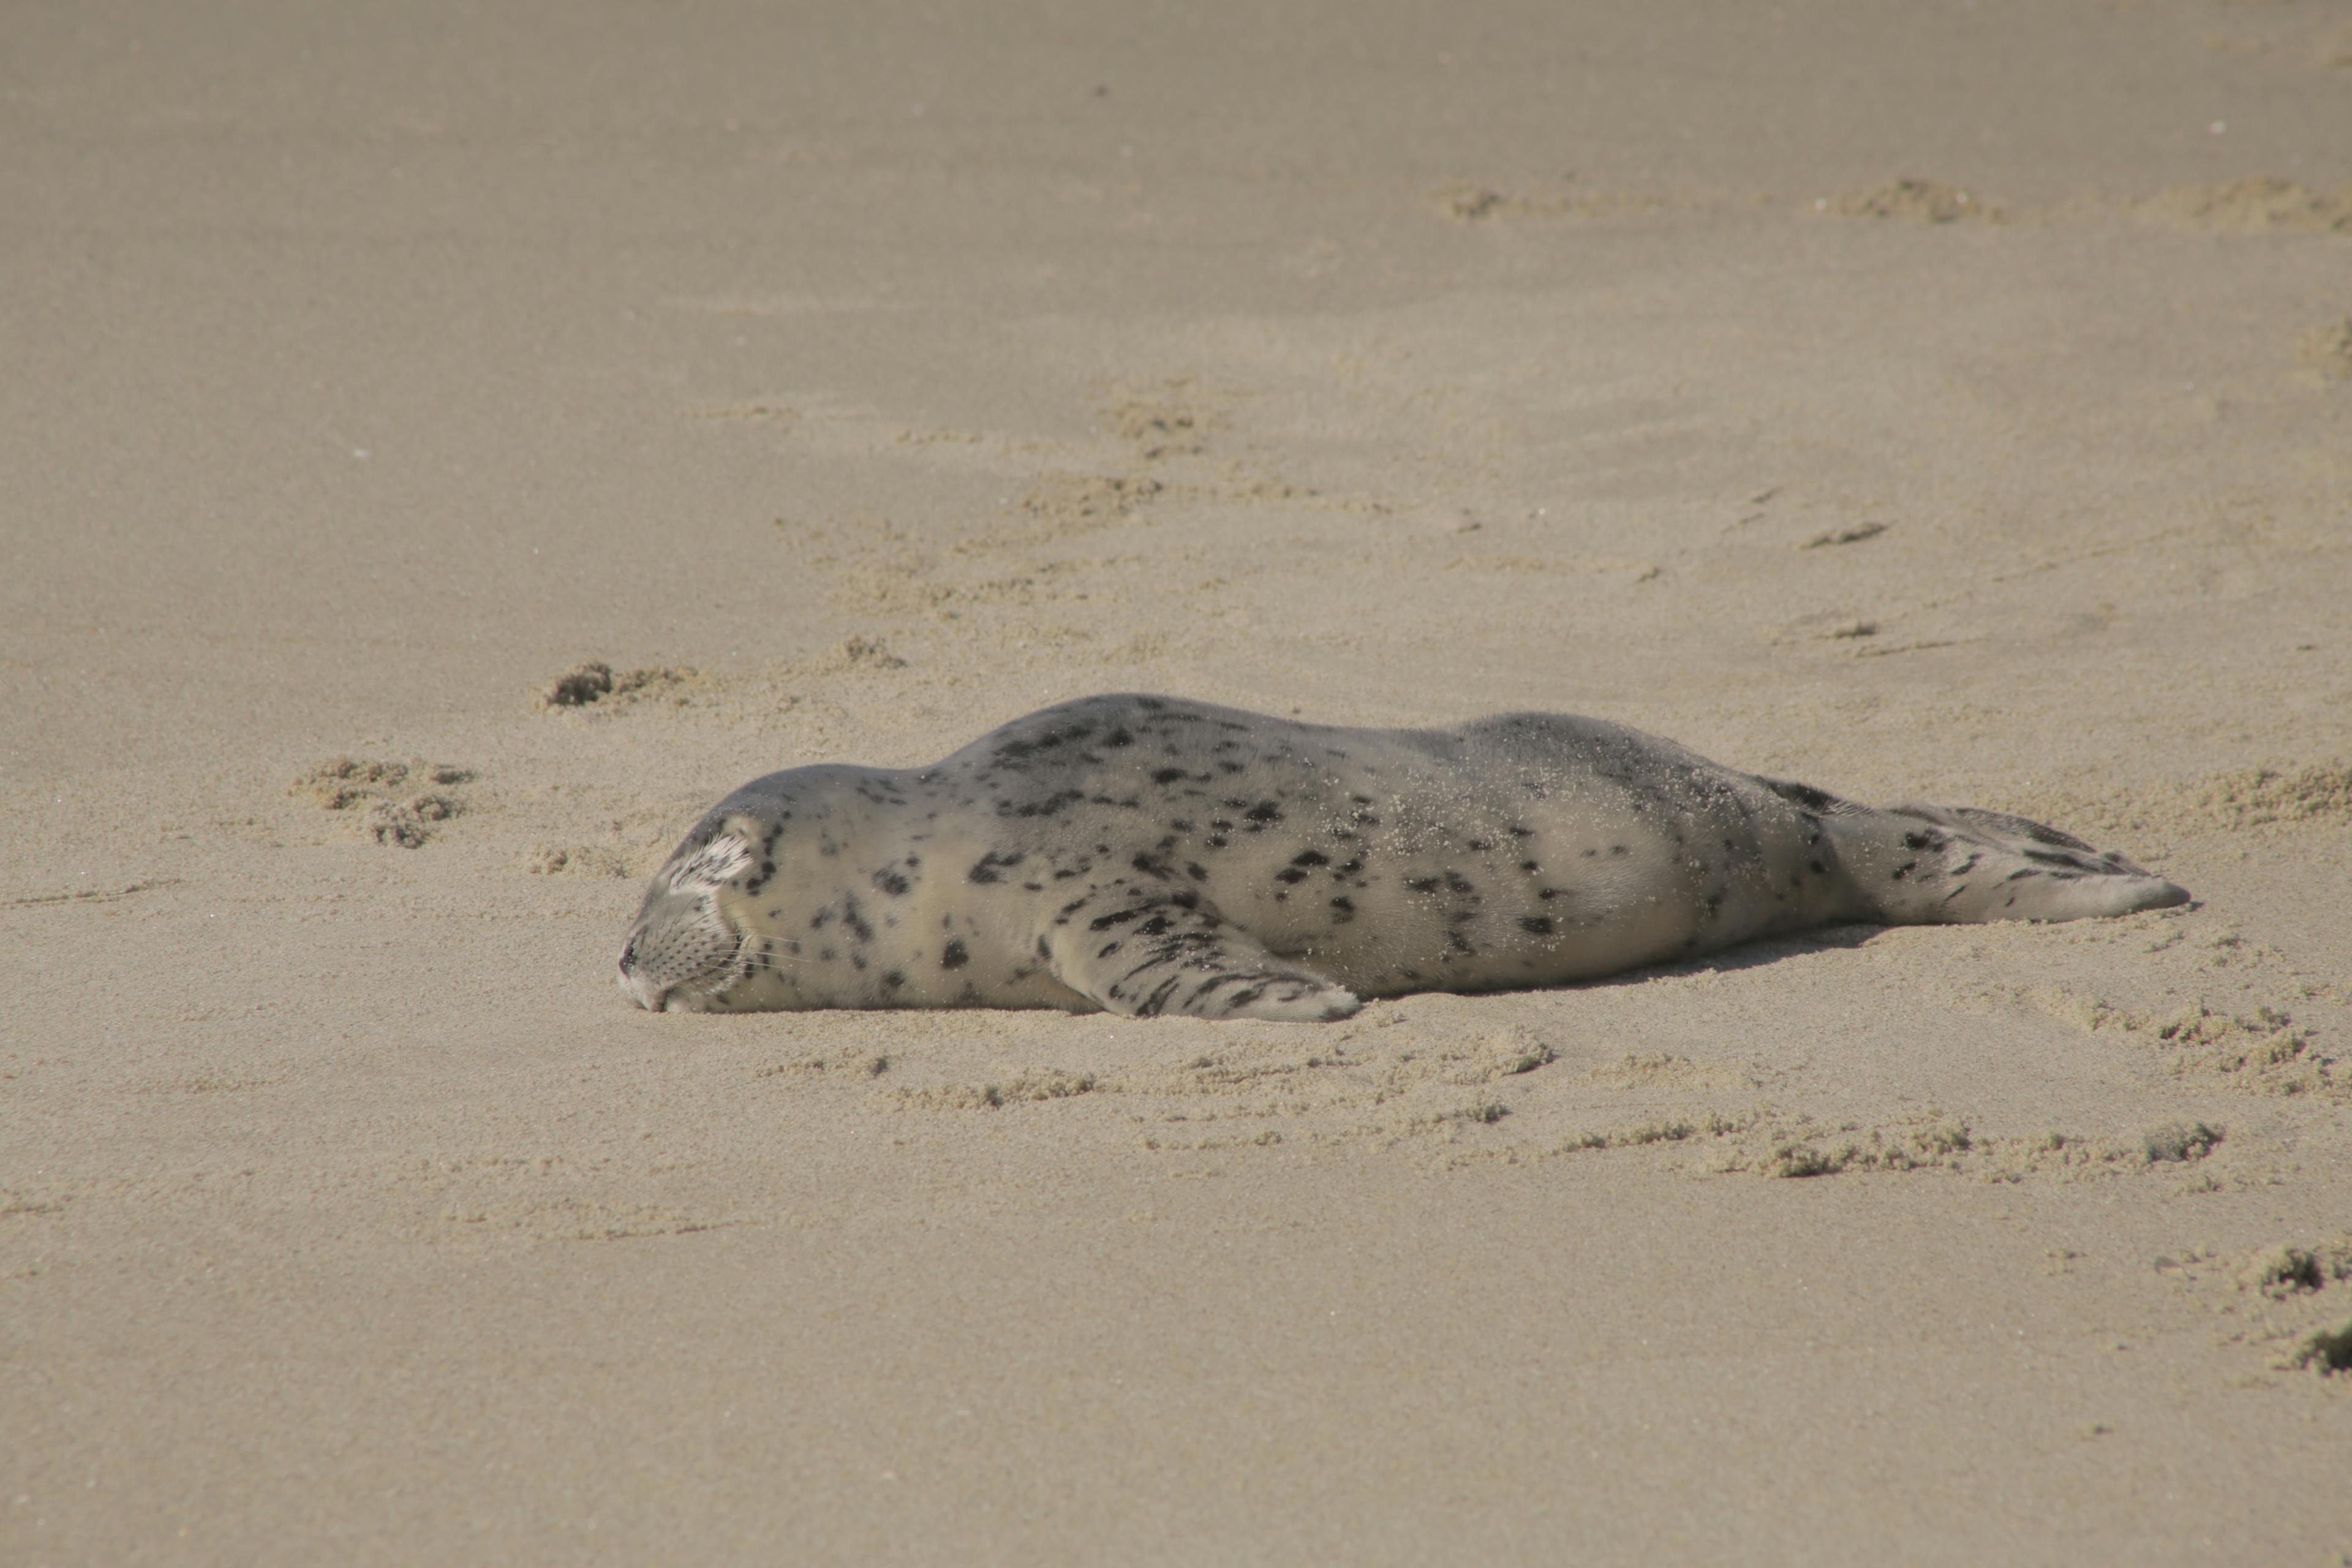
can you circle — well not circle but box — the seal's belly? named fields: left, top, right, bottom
left=1176, top=795, right=1706, bottom=995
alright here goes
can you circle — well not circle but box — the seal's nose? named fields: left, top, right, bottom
left=616, top=933, right=663, bottom=1009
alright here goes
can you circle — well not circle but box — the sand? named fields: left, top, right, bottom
left=5, top=1, right=2351, bottom=1561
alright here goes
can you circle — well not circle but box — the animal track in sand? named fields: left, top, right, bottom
left=409, top=1153, right=738, bottom=1244
left=524, top=794, right=701, bottom=881
left=794, top=635, right=907, bottom=674
left=894, top=1070, right=1101, bottom=1110
left=522, top=844, right=634, bottom=878
left=292, top=757, right=475, bottom=848
left=442, top=1197, right=734, bottom=1243
left=2152, top=1233, right=2352, bottom=1378
left=3, top=877, right=180, bottom=909
left=1431, top=180, right=1685, bottom=222
left=1821, top=179, right=2003, bottom=224
left=1099, top=382, right=1214, bottom=460
left=538, top=661, right=702, bottom=712
left=1015, top=472, right=1165, bottom=538
left=2131, top=177, right=2352, bottom=235
left=2026, top=987, right=2343, bottom=1099
left=734, top=1018, right=2287, bottom=1189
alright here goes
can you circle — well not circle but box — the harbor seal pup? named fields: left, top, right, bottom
left=617, top=693, right=2188, bottom=1020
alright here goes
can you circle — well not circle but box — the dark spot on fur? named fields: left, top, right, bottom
left=967, top=851, right=1025, bottom=884
left=995, top=723, right=1095, bottom=761
left=1003, top=789, right=1086, bottom=820
left=941, top=940, right=970, bottom=969
left=873, top=870, right=910, bottom=897
left=1765, top=778, right=1838, bottom=813
left=1518, top=917, right=1553, bottom=935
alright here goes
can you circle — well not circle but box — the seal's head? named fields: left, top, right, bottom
left=616, top=827, right=756, bottom=1011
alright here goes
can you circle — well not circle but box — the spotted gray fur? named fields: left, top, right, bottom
left=616, top=695, right=2188, bottom=1020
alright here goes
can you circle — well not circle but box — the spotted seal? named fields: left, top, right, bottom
left=616, top=693, right=2188, bottom=1020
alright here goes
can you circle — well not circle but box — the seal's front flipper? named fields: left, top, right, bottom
left=1041, top=891, right=1360, bottom=1022
left=1837, top=802, right=2190, bottom=925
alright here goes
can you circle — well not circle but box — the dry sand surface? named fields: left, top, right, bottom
left=6, top=0, right=2352, bottom=1561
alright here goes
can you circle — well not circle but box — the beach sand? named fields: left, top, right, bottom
left=5, top=1, right=2351, bottom=1560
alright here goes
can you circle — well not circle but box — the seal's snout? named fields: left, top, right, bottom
left=615, top=854, right=748, bottom=1012
left=616, top=930, right=663, bottom=1011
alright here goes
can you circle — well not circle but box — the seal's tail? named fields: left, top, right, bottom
left=1823, top=799, right=2190, bottom=925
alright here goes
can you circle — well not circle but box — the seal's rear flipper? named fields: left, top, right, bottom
left=1041, top=892, right=1360, bottom=1021
left=1836, top=802, right=2190, bottom=925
